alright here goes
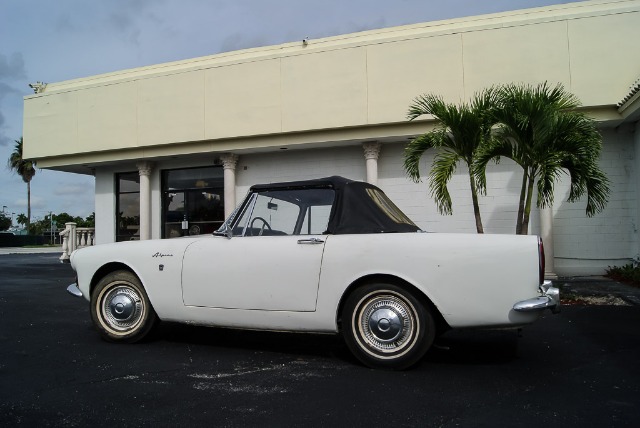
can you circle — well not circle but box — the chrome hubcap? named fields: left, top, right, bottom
left=110, top=294, right=135, bottom=320
left=368, top=308, right=402, bottom=341
left=358, top=294, right=414, bottom=353
left=101, top=285, right=143, bottom=332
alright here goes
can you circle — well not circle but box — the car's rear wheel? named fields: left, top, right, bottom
left=343, top=283, right=435, bottom=370
left=90, top=270, right=158, bottom=343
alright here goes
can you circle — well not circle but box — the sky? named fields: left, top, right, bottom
left=0, top=0, right=583, bottom=225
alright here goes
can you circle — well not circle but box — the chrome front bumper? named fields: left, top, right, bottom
left=66, top=283, right=83, bottom=298
left=513, top=280, right=560, bottom=313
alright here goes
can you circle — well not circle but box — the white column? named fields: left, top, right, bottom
left=362, top=142, right=382, bottom=185
left=137, top=161, right=153, bottom=241
left=221, top=153, right=239, bottom=218
left=540, top=206, right=557, bottom=279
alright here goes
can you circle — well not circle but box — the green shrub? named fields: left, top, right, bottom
left=606, top=263, right=640, bottom=285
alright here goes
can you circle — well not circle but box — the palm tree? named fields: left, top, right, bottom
left=7, top=137, right=37, bottom=231
left=403, top=90, right=496, bottom=233
left=16, top=213, right=28, bottom=228
left=474, top=82, right=609, bottom=234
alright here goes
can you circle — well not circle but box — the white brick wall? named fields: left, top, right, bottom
left=235, top=146, right=367, bottom=200
left=552, top=127, right=637, bottom=274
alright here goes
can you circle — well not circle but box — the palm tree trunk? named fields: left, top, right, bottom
left=516, top=172, right=527, bottom=234
left=27, top=180, right=31, bottom=232
left=469, top=174, right=484, bottom=233
left=519, top=170, right=535, bottom=235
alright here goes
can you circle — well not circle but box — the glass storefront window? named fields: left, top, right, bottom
left=116, top=172, right=140, bottom=242
left=162, top=166, right=224, bottom=238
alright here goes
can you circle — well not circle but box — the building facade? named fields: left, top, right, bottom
left=24, top=0, right=640, bottom=275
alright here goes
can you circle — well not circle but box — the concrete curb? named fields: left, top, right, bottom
left=0, top=247, right=62, bottom=255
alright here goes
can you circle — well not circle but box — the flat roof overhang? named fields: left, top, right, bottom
left=33, top=120, right=436, bottom=175
left=34, top=104, right=632, bottom=176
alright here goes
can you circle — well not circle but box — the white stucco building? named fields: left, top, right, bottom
left=23, top=0, right=640, bottom=275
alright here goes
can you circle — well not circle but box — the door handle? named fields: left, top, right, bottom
left=297, top=238, right=325, bottom=244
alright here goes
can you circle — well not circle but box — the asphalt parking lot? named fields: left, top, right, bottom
left=1, top=253, right=639, bottom=427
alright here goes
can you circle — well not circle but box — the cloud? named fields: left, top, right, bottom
left=0, top=82, right=21, bottom=146
left=0, top=51, right=24, bottom=145
left=0, top=53, right=26, bottom=79
left=55, top=14, right=78, bottom=33
left=0, top=113, right=9, bottom=146
left=106, top=0, right=168, bottom=47
left=53, top=184, right=92, bottom=196
left=11, top=196, right=46, bottom=214
left=0, top=81, right=20, bottom=99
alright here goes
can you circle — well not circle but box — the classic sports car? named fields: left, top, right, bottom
left=67, top=176, right=559, bottom=369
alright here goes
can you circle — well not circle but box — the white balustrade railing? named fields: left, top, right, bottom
left=59, top=222, right=95, bottom=262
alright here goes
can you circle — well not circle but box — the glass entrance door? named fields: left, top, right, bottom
left=164, top=191, right=186, bottom=238
left=185, top=188, right=224, bottom=236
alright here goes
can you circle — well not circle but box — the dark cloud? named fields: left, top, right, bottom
left=0, top=82, right=21, bottom=146
left=55, top=14, right=78, bottom=33
left=109, top=11, right=135, bottom=32
left=108, top=0, right=167, bottom=46
left=0, top=111, right=9, bottom=146
left=0, top=53, right=26, bottom=79
left=0, top=82, right=20, bottom=99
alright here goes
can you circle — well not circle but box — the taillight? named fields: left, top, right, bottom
left=538, top=236, right=545, bottom=285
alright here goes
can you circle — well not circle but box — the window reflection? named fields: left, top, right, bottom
left=116, top=172, right=140, bottom=242
left=162, top=166, right=225, bottom=238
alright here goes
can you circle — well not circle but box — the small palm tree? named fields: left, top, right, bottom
left=403, top=90, right=496, bottom=233
left=474, top=82, right=609, bottom=234
left=16, top=213, right=28, bottom=228
left=7, top=137, right=37, bottom=231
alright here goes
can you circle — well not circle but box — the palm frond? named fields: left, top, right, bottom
left=7, top=137, right=36, bottom=184
left=428, top=150, right=461, bottom=215
left=407, top=94, right=448, bottom=121
left=404, top=132, right=447, bottom=182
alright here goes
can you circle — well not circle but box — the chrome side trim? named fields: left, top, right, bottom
left=66, top=283, right=83, bottom=298
left=513, top=281, right=561, bottom=313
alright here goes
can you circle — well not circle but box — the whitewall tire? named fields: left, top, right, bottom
left=343, top=283, right=435, bottom=370
left=90, top=270, right=158, bottom=343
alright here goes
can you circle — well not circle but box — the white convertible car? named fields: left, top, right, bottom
left=67, top=176, right=559, bottom=369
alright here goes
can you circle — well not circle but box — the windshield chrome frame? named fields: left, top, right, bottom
left=238, top=192, right=259, bottom=237
left=214, top=190, right=256, bottom=238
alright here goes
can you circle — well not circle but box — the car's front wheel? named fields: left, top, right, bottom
left=90, top=270, right=158, bottom=343
left=343, top=283, right=435, bottom=370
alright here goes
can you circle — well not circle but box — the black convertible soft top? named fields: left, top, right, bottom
left=250, top=176, right=420, bottom=234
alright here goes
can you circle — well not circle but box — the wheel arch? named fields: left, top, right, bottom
left=90, top=262, right=139, bottom=297
left=336, top=274, right=450, bottom=335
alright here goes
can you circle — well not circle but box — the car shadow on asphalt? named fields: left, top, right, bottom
left=425, top=329, right=520, bottom=365
left=155, top=322, right=354, bottom=362
left=153, top=322, right=520, bottom=367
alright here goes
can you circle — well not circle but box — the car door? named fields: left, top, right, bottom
left=181, top=235, right=326, bottom=311
left=181, top=187, right=333, bottom=312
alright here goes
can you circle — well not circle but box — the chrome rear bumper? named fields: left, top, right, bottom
left=513, top=280, right=560, bottom=313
